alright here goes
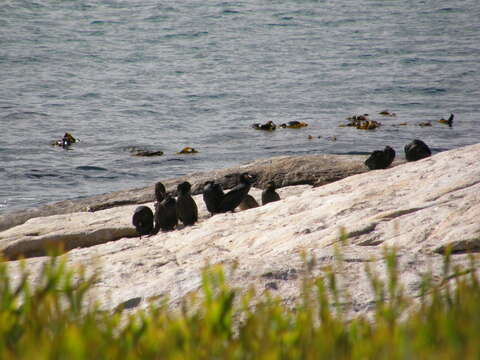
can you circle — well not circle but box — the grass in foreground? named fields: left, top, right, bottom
left=1, top=249, right=479, bottom=359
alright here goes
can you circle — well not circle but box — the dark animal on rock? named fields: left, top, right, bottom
left=202, top=180, right=225, bottom=215
left=132, top=206, right=154, bottom=237
left=176, top=181, right=198, bottom=226
left=217, top=173, right=255, bottom=213
left=262, top=181, right=281, bottom=205
left=365, top=145, right=396, bottom=170
left=239, top=194, right=259, bottom=210
left=153, top=194, right=178, bottom=233
left=154, top=181, right=166, bottom=203
left=404, top=139, right=431, bottom=162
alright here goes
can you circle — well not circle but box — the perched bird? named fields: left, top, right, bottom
left=261, top=181, right=280, bottom=205
left=132, top=206, right=154, bottom=237
left=176, top=181, right=198, bottom=226
left=364, top=146, right=396, bottom=170
left=217, top=173, right=255, bottom=213
left=239, top=194, right=259, bottom=210
left=154, top=181, right=166, bottom=203
left=153, top=194, right=178, bottom=233
left=438, top=113, right=454, bottom=127
left=404, top=139, right=431, bottom=162
left=202, top=181, right=225, bottom=215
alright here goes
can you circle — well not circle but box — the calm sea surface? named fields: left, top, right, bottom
left=1, top=0, right=479, bottom=214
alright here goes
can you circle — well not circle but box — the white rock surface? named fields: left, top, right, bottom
left=3, top=144, right=480, bottom=317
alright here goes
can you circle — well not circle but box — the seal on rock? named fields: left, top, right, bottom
left=153, top=194, right=178, bottom=233
left=404, top=139, right=431, bottom=162
left=217, top=172, right=255, bottom=213
left=202, top=181, right=225, bottom=215
left=262, top=181, right=280, bottom=205
left=132, top=206, right=154, bottom=237
left=365, top=146, right=396, bottom=170
left=239, top=194, right=259, bottom=210
left=176, top=181, right=198, bottom=226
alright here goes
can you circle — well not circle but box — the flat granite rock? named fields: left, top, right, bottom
left=2, top=144, right=480, bottom=319
left=0, top=153, right=392, bottom=232
left=0, top=206, right=138, bottom=259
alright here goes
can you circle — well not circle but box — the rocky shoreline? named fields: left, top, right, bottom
left=0, top=153, right=397, bottom=232
left=2, top=145, right=479, bottom=318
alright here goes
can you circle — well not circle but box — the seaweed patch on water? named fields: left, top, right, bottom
left=125, top=146, right=164, bottom=157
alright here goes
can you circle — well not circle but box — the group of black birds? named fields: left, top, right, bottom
left=132, top=173, right=281, bottom=237
left=132, top=138, right=433, bottom=237
left=364, top=138, right=432, bottom=170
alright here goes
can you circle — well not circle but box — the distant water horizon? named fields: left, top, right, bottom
left=1, top=0, right=479, bottom=214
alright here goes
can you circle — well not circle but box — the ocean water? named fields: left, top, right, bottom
left=1, top=0, right=479, bottom=214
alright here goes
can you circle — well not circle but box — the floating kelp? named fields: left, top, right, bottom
left=379, top=110, right=396, bottom=116
left=279, top=121, right=308, bottom=129
left=340, top=114, right=382, bottom=130
left=177, top=147, right=198, bottom=154
left=418, top=121, right=432, bottom=127
left=346, top=114, right=369, bottom=121
left=126, top=147, right=164, bottom=157
left=252, top=121, right=276, bottom=131
left=51, top=132, right=78, bottom=148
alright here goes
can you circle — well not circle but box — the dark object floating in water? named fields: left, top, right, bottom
left=239, top=194, right=259, bottom=210
left=438, top=113, right=454, bottom=127
left=177, top=147, right=198, bottom=154
left=252, top=120, right=276, bottom=131
left=404, top=139, right=431, bottom=162
left=51, top=132, right=78, bottom=148
left=379, top=110, right=396, bottom=116
left=202, top=180, right=225, bottom=215
left=127, top=147, right=164, bottom=157
left=262, top=181, right=281, bottom=205
left=176, top=181, right=198, bottom=226
left=280, top=121, right=308, bottom=129
left=132, top=205, right=154, bottom=237
left=365, top=146, right=396, bottom=170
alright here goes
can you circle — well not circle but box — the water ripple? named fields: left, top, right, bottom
left=1, top=0, right=479, bottom=214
